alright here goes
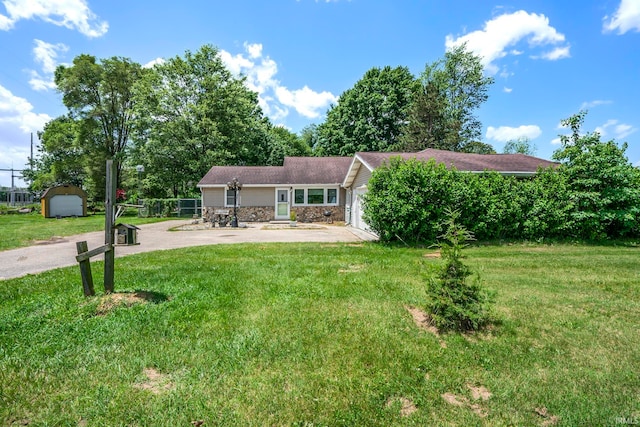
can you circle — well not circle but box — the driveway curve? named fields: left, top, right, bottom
left=0, top=220, right=376, bottom=280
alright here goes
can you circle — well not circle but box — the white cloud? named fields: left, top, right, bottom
left=579, top=99, right=612, bottom=110
left=0, top=84, right=51, bottom=185
left=536, top=45, right=571, bottom=60
left=604, top=0, right=640, bottom=34
left=218, top=50, right=258, bottom=75
left=28, top=70, right=56, bottom=91
left=244, top=42, right=262, bottom=59
left=219, top=43, right=336, bottom=121
left=0, top=84, right=51, bottom=133
left=28, top=39, right=68, bottom=91
left=445, top=10, right=570, bottom=74
left=486, top=125, right=542, bottom=142
left=143, top=57, right=165, bottom=69
left=0, top=0, right=108, bottom=37
left=275, top=86, right=337, bottom=119
left=503, top=87, right=513, bottom=93
left=33, top=39, right=67, bottom=73
left=551, top=137, right=562, bottom=145
left=595, top=119, right=637, bottom=140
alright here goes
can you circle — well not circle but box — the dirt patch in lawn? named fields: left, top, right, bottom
left=467, top=383, right=492, bottom=401
left=95, top=291, right=167, bottom=315
left=134, top=367, right=175, bottom=394
left=534, top=407, right=560, bottom=426
left=405, top=305, right=447, bottom=348
left=441, top=389, right=489, bottom=418
left=386, top=396, right=417, bottom=417
left=423, top=250, right=441, bottom=258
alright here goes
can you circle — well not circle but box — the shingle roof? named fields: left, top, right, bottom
left=356, top=149, right=558, bottom=172
left=342, top=149, right=559, bottom=188
left=197, top=156, right=352, bottom=186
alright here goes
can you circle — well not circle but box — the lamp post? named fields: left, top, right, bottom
left=135, top=165, right=144, bottom=202
left=227, top=177, right=242, bottom=227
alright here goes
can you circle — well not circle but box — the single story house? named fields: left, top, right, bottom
left=198, top=149, right=558, bottom=230
left=197, top=156, right=352, bottom=223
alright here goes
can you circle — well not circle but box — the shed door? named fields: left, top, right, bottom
left=50, top=195, right=83, bottom=217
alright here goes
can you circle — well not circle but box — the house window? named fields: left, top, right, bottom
left=291, top=188, right=339, bottom=206
left=327, top=188, right=337, bottom=204
left=225, top=189, right=239, bottom=207
left=307, top=189, right=324, bottom=204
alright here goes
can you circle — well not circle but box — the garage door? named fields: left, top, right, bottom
left=352, top=187, right=367, bottom=231
left=50, top=195, right=83, bottom=217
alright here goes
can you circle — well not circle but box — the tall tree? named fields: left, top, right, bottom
left=23, top=116, right=86, bottom=191
left=403, top=44, right=494, bottom=152
left=396, top=80, right=456, bottom=151
left=54, top=55, right=145, bottom=195
left=266, top=126, right=311, bottom=166
left=301, top=124, right=321, bottom=155
left=503, top=137, right=536, bottom=155
left=552, top=111, right=640, bottom=238
left=132, top=45, right=271, bottom=198
left=316, top=66, right=417, bottom=156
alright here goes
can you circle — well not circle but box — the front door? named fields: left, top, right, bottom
left=275, top=188, right=290, bottom=220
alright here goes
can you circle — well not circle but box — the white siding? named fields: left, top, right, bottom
left=349, top=166, right=372, bottom=230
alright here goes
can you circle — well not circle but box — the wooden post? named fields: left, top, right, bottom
left=104, top=159, right=117, bottom=293
left=76, top=241, right=95, bottom=296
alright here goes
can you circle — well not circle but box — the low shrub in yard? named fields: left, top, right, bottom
left=426, top=210, right=493, bottom=331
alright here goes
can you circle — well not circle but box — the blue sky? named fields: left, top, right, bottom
left=1, top=0, right=639, bottom=187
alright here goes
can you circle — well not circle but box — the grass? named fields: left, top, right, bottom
left=1, top=242, right=638, bottom=425
left=0, top=212, right=172, bottom=251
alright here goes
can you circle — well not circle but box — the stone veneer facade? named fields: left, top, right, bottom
left=203, top=206, right=345, bottom=223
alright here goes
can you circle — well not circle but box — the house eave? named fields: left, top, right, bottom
left=342, top=154, right=375, bottom=188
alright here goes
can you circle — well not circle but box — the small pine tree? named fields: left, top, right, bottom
left=426, top=209, right=493, bottom=332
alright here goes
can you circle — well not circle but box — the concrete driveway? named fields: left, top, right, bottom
left=0, top=220, right=376, bottom=280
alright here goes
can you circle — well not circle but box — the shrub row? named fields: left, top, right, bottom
left=363, top=157, right=640, bottom=242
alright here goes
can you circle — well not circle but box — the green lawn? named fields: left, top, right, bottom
left=1, top=242, right=638, bottom=426
left=0, top=212, right=171, bottom=251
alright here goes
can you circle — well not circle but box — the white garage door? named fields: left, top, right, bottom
left=50, top=195, right=83, bottom=217
left=352, top=187, right=367, bottom=231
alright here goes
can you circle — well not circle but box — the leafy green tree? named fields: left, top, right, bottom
left=132, top=45, right=271, bottom=197
left=267, top=126, right=311, bottom=165
left=316, top=66, right=417, bottom=156
left=552, top=111, right=640, bottom=238
left=54, top=55, right=145, bottom=196
left=301, top=124, right=322, bottom=155
left=460, top=141, right=496, bottom=154
left=407, top=44, right=494, bottom=152
left=24, top=116, right=85, bottom=191
left=503, top=137, right=536, bottom=155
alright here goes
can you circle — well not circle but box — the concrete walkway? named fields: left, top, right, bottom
left=0, top=220, right=377, bottom=280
